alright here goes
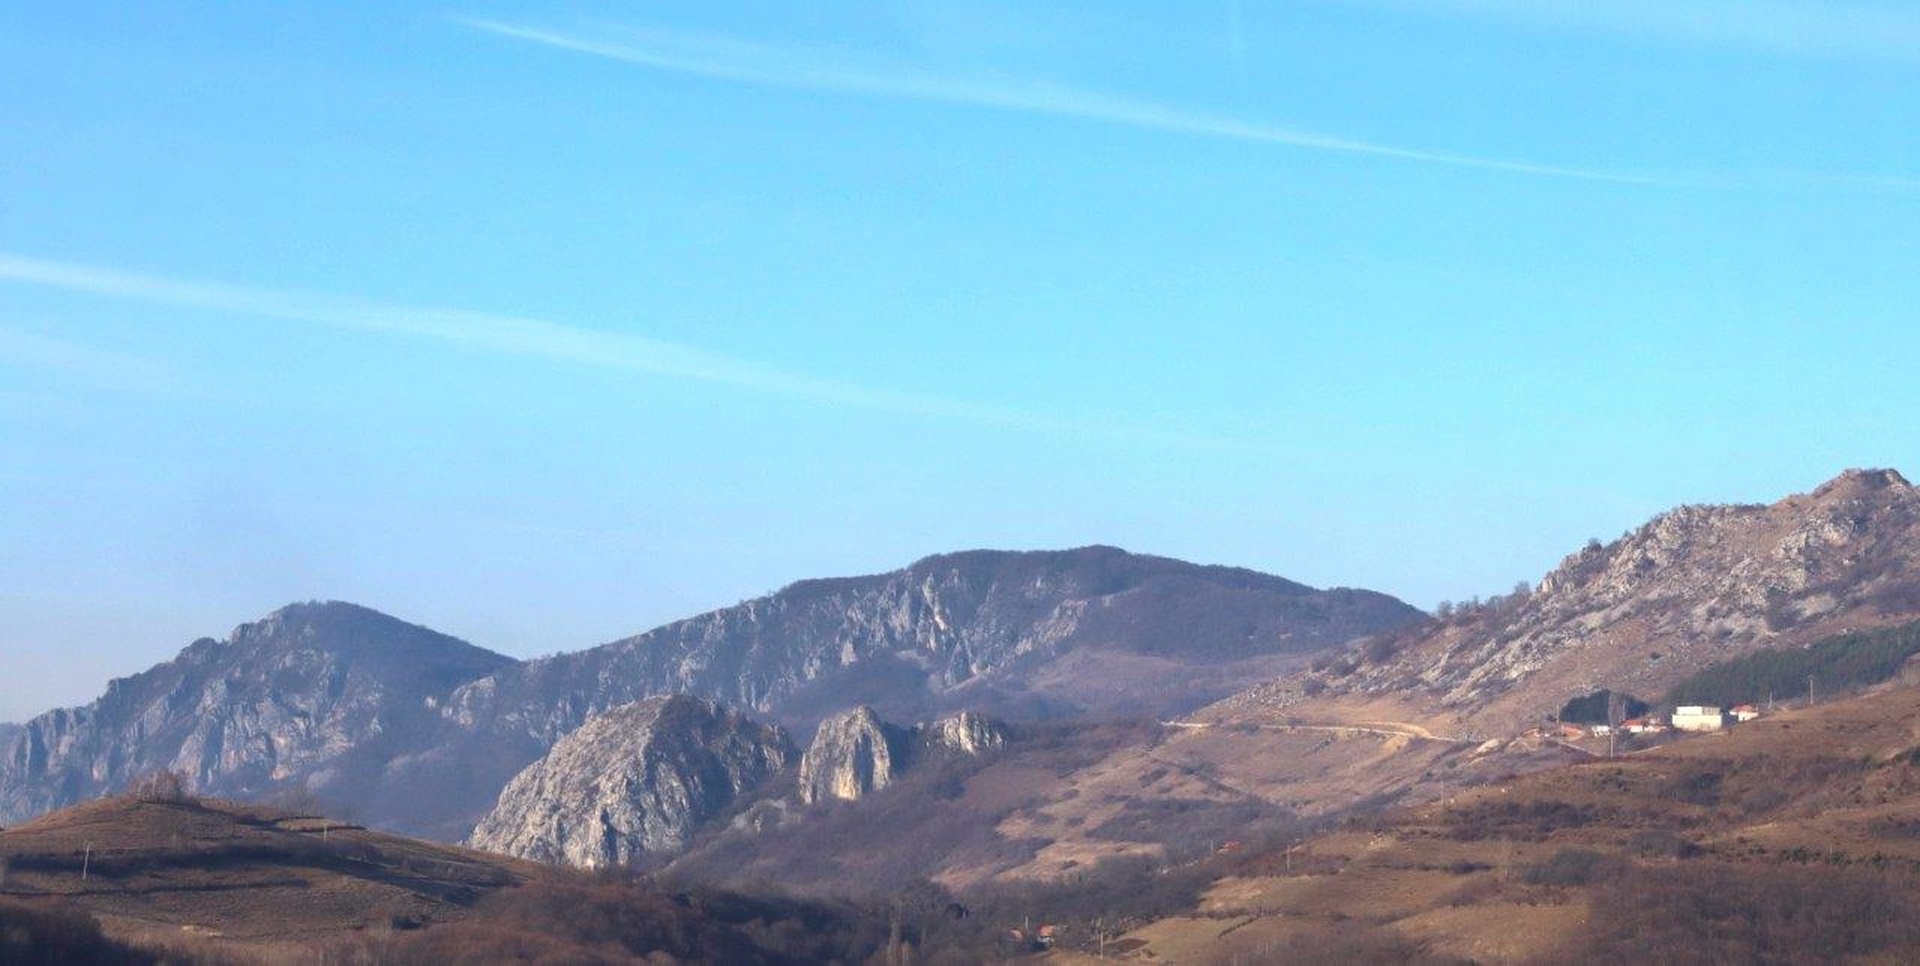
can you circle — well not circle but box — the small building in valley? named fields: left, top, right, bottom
left=1622, top=716, right=1668, bottom=735
left=1672, top=705, right=1728, bottom=732
left=1731, top=704, right=1762, bottom=722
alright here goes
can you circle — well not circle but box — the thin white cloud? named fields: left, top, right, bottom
left=0, top=324, right=179, bottom=395
left=0, top=253, right=1018, bottom=422
left=0, top=253, right=1267, bottom=452
left=458, top=18, right=1667, bottom=185
left=1360, top=0, right=1920, bottom=64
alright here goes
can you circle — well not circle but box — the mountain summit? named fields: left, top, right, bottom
left=443, top=545, right=1422, bottom=744
left=0, top=601, right=512, bottom=831
left=0, top=549, right=1413, bottom=839
left=1235, top=468, right=1920, bottom=731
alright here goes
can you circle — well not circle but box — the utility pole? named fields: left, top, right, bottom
left=1607, top=691, right=1623, bottom=759
left=1809, top=674, right=1817, bottom=707
left=81, top=842, right=91, bottom=884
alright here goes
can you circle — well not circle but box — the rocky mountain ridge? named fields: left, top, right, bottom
left=0, top=547, right=1406, bottom=839
left=467, top=696, right=793, bottom=868
left=442, top=546, right=1421, bottom=745
left=0, top=602, right=513, bottom=834
left=1228, top=469, right=1920, bottom=732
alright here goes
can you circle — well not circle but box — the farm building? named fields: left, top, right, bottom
left=1672, top=705, right=1728, bottom=731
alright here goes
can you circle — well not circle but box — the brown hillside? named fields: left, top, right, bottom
left=0, top=793, right=543, bottom=959
left=0, top=793, right=900, bottom=963
left=1115, top=680, right=1920, bottom=963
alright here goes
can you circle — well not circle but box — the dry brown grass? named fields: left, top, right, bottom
left=1110, top=682, right=1920, bottom=963
left=0, top=793, right=542, bottom=959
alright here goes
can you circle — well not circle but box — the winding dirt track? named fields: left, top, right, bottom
left=1159, top=720, right=1471, bottom=744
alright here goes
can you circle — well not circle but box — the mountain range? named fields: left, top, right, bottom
left=11, top=470, right=1920, bottom=960
left=0, top=545, right=1418, bottom=838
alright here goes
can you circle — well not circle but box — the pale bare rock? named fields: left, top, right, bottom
left=796, top=706, right=1010, bottom=804
left=1228, top=468, right=1920, bottom=733
left=467, top=696, right=792, bottom=869
left=797, top=707, right=910, bottom=804
left=924, top=711, right=1008, bottom=756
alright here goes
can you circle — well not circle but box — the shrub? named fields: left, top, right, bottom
left=1557, top=690, right=1648, bottom=725
left=1363, top=636, right=1398, bottom=663
left=1667, top=619, right=1920, bottom=708
left=1522, top=848, right=1614, bottom=887
left=128, top=770, right=192, bottom=804
left=1570, top=862, right=1920, bottom=964
left=1625, top=829, right=1699, bottom=859
left=0, top=897, right=155, bottom=965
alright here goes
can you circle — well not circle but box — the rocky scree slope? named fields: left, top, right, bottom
left=0, top=602, right=512, bottom=834
left=468, top=695, right=793, bottom=868
left=1229, top=469, right=1920, bottom=732
left=797, top=706, right=1007, bottom=804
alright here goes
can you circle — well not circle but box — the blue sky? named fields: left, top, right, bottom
left=1, top=1, right=1916, bottom=721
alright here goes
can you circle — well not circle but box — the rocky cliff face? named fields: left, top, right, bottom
left=467, top=696, right=792, bottom=868
left=797, top=706, right=1008, bottom=804
left=446, top=546, right=1420, bottom=747
left=0, top=548, right=1415, bottom=840
left=797, top=707, right=910, bottom=804
left=1232, top=469, right=1920, bottom=731
left=923, top=711, right=1008, bottom=756
left=0, top=602, right=513, bottom=834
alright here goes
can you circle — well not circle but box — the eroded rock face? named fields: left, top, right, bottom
left=0, top=602, right=513, bottom=835
left=0, top=548, right=1417, bottom=840
left=923, top=711, right=1008, bottom=756
left=443, top=547, right=1422, bottom=746
left=797, top=707, right=910, bottom=804
left=797, top=706, right=1008, bottom=804
left=468, top=696, right=792, bottom=868
left=1232, top=468, right=1920, bottom=731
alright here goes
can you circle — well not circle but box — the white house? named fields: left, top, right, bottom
left=1671, top=705, right=1728, bottom=732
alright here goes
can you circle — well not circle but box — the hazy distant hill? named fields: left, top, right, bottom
left=0, top=602, right=515, bottom=834
left=0, top=547, right=1416, bottom=840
